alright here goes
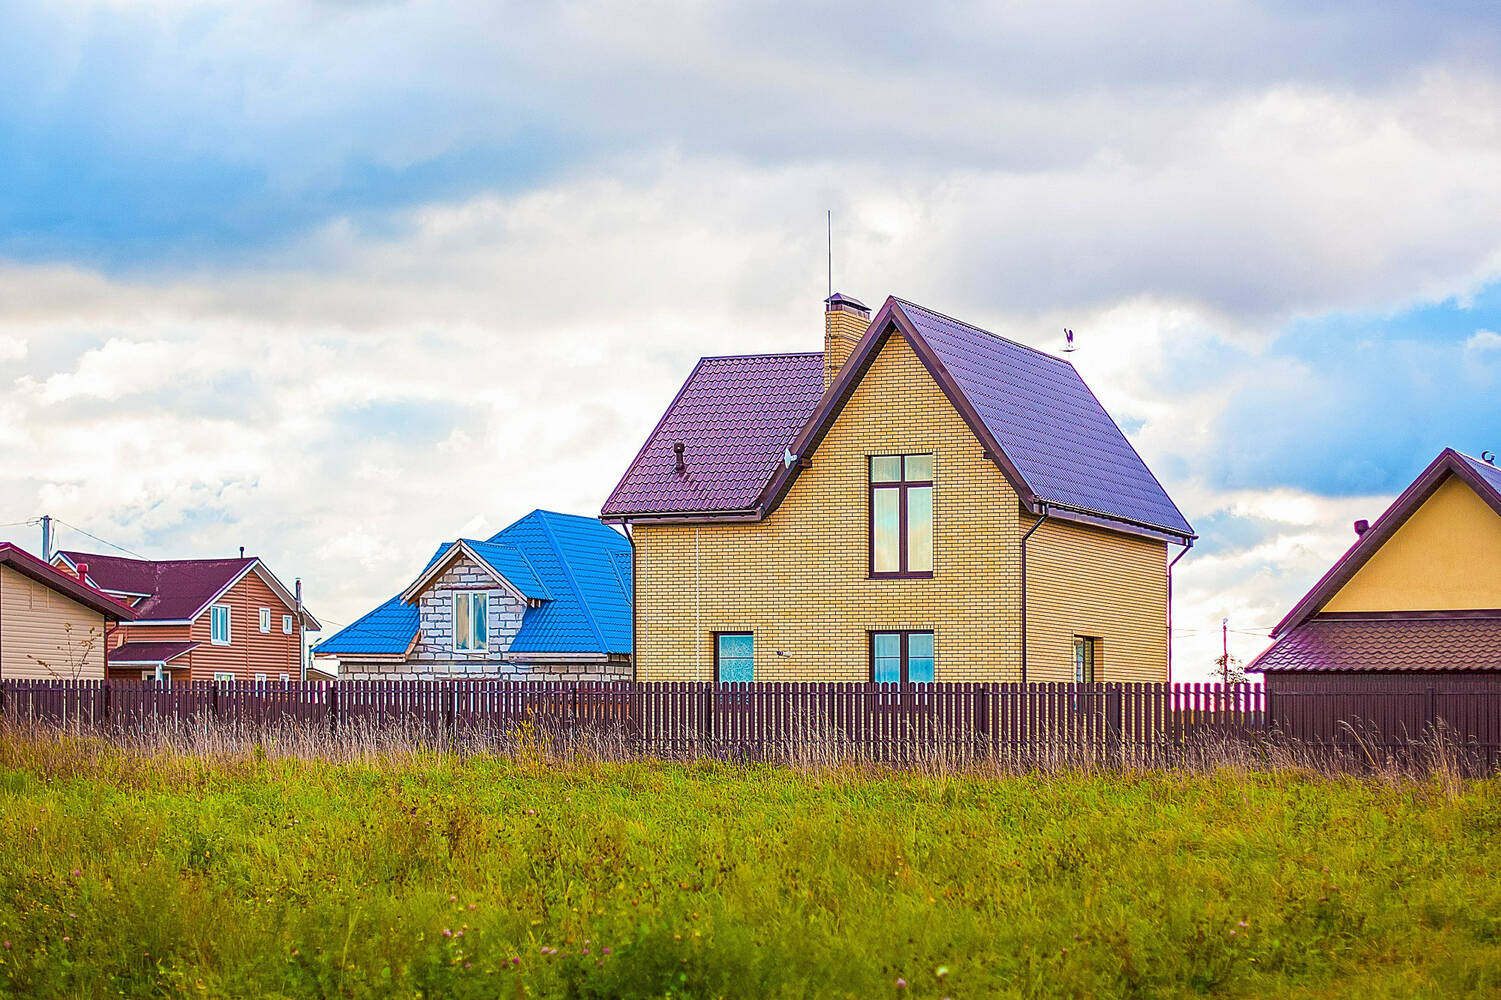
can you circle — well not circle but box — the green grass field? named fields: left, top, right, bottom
left=1, top=732, right=1498, bottom=998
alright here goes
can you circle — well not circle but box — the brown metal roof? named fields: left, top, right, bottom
left=0, top=542, right=137, bottom=621
left=1249, top=615, right=1501, bottom=673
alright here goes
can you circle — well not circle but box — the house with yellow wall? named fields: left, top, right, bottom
left=602, top=294, right=1195, bottom=684
left=1249, top=448, right=1501, bottom=692
left=0, top=542, right=136, bottom=680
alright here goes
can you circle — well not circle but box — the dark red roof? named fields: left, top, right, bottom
left=1270, top=449, right=1501, bottom=637
left=602, top=352, right=826, bottom=515
left=601, top=296, right=1193, bottom=541
left=0, top=543, right=136, bottom=620
left=1249, top=616, right=1501, bottom=673
left=108, top=640, right=199, bottom=666
left=56, top=551, right=257, bottom=622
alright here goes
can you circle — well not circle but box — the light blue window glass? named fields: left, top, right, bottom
left=871, top=456, right=902, bottom=482
left=908, top=631, right=935, bottom=683
left=873, top=488, right=901, bottom=573
left=473, top=594, right=488, bottom=649
left=210, top=605, right=231, bottom=644
left=907, top=486, right=933, bottom=573
left=716, top=633, right=754, bottom=683
left=872, top=632, right=902, bottom=684
left=904, top=454, right=933, bottom=481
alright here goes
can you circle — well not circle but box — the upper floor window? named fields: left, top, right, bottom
left=210, top=604, right=232, bottom=645
left=871, top=630, right=935, bottom=684
left=282, top=614, right=294, bottom=634
left=869, top=454, right=933, bottom=578
left=715, top=632, right=754, bottom=684
left=1074, top=636, right=1099, bottom=683
left=259, top=607, right=272, bottom=633
left=454, top=592, right=489, bottom=653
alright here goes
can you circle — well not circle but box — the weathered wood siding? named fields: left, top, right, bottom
left=0, top=565, right=108, bottom=680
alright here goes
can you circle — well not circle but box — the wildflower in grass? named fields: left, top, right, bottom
left=442, top=929, right=453, bottom=938
left=602, top=948, right=611, bottom=955
left=71, top=869, right=81, bottom=877
left=896, top=978, right=907, bottom=989
left=1238, top=920, right=1248, bottom=928
left=511, top=957, right=520, bottom=965
left=468, top=903, right=476, bottom=910
left=449, top=895, right=457, bottom=902
left=936, top=966, right=948, bottom=978
left=3, top=941, right=9, bottom=949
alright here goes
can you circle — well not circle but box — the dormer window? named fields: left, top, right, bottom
left=869, top=454, right=933, bottom=578
left=454, top=592, right=489, bottom=653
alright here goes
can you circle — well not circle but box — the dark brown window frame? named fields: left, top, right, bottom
left=1073, top=635, right=1100, bottom=683
left=868, top=454, right=934, bottom=579
left=713, top=631, right=755, bottom=685
left=868, top=629, right=936, bottom=685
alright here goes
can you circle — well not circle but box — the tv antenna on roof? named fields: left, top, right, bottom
left=1063, top=328, right=1077, bottom=353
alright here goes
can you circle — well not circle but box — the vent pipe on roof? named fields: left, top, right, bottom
left=673, top=441, right=686, bottom=473
left=76, top=561, right=88, bottom=585
left=239, top=546, right=245, bottom=558
left=1353, top=519, right=1370, bottom=537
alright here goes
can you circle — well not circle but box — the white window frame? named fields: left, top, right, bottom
left=452, top=591, right=489, bottom=653
left=254, top=672, right=267, bottom=686
left=210, top=604, right=232, bottom=645
left=213, top=671, right=235, bottom=683
left=279, top=673, right=291, bottom=684
left=282, top=614, right=293, bottom=634
left=259, top=607, right=271, bottom=633
left=139, top=669, right=170, bottom=688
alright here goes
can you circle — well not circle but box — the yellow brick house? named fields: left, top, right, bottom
left=602, top=294, right=1195, bottom=683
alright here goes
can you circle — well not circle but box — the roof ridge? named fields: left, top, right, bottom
left=698, top=351, right=823, bottom=362
left=533, top=509, right=609, bottom=652
left=893, top=297, right=1072, bottom=367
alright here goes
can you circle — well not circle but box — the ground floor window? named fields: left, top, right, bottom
left=1074, top=636, right=1100, bottom=683
left=213, top=671, right=235, bottom=683
left=870, top=631, right=935, bottom=684
left=139, top=669, right=170, bottom=687
left=715, top=632, right=754, bottom=683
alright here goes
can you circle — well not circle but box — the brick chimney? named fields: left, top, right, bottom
left=824, top=292, right=870, bottom=389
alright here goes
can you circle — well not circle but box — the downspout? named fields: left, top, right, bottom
left=694, top=525, right=702, bottom=682
left=1018, top=504, right=1050, bottom=685
left=1166, top=540, right=1193, bottom=684
left=624, top=522, right=638, bottom=682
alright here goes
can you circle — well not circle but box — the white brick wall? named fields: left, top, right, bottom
left=335, top=552, right=632, bottom=682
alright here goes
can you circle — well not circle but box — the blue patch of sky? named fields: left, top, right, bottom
left=1195, top=281, right=1501, bottom=496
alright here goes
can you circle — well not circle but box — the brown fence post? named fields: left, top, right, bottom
left=1105, top=686, right=1123, bottom=763
left=328, top=682, right=338, bottom=735
left=1425, top=684, right=1437, bottom=736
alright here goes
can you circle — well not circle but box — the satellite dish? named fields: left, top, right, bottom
left=783, top=447, right=798, bottom=469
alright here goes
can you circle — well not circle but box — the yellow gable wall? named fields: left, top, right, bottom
left=1023, top=516, right=1169, bottom=682
left=633, top=332, right=1023, bottom=681
left=1323, top=475, right=1501, bottom=613
left=0, top=565, right=108, bottom=680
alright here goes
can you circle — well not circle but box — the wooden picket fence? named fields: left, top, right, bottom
left=0, top=677, right=1494, bottom=766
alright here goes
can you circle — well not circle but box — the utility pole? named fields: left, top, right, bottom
left=295, top=577, right=306, bottom=682
left=1221, top=617, right=1229, bottom=685
left=39, top=514, right=51, bottom=562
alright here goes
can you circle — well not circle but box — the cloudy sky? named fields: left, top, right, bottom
left=3, top=1, right=1499, bottom=678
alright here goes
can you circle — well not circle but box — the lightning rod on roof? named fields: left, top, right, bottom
left=1063, top=328, right=1076, bottom=353
left=827, top=209, right=832, bottom=299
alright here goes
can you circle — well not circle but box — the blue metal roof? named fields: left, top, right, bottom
left=458, top=539, right=552, bottom=600
left=312, top=594, right=418, bottom=656
left=898, top=299, right=1194, bottom=538
left=315, top=514, right=631, bottom=659
left=494, top=511, right=632, bottom=655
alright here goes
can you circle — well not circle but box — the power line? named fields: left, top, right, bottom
left=51, top=518, right=148, bottom=560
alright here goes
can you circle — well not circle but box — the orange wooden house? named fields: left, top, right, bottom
left=51, top=550, right=320, bottom=684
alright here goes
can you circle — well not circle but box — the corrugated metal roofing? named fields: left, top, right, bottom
left=313, top=594, right=419, bottom=657
left=55, top=551, right=256, bottom=622
left=108, top=640, right=199, bottom=665
left=1249, top=616, right=1501, bottom=673
left=499, top=511, right=632, bottom=655
left=601, top=353, right=826, bottom=515
left=460, top=539, right=552, bottom=600
left=898, top=299, right=1193, bottom=537
left=601, top=297, right=1191, bottom=538
left=314, top=513, right=631, bottom=659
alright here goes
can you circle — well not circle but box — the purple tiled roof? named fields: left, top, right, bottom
left=1249, top=616, right=1501, bottom=673
left=898, top=300, right=1193, bottom=537
left=108, top=640, right=199, bottom=666
left=602, top=353, right=825, bottom=516
left=603, top=296, right=1192, bottom=539
left=57, top=551, right=256, bottom=622
left=1459, top=451, right=1501, bottom=495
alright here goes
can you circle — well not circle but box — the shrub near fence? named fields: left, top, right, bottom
left=4, top=677, right=1498, bottom=765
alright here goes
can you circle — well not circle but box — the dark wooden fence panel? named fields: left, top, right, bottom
left=0, top=678, right=1487, bottom=765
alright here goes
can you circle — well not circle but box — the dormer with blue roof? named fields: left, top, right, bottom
left=313, top=511, right=632, bottom=681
